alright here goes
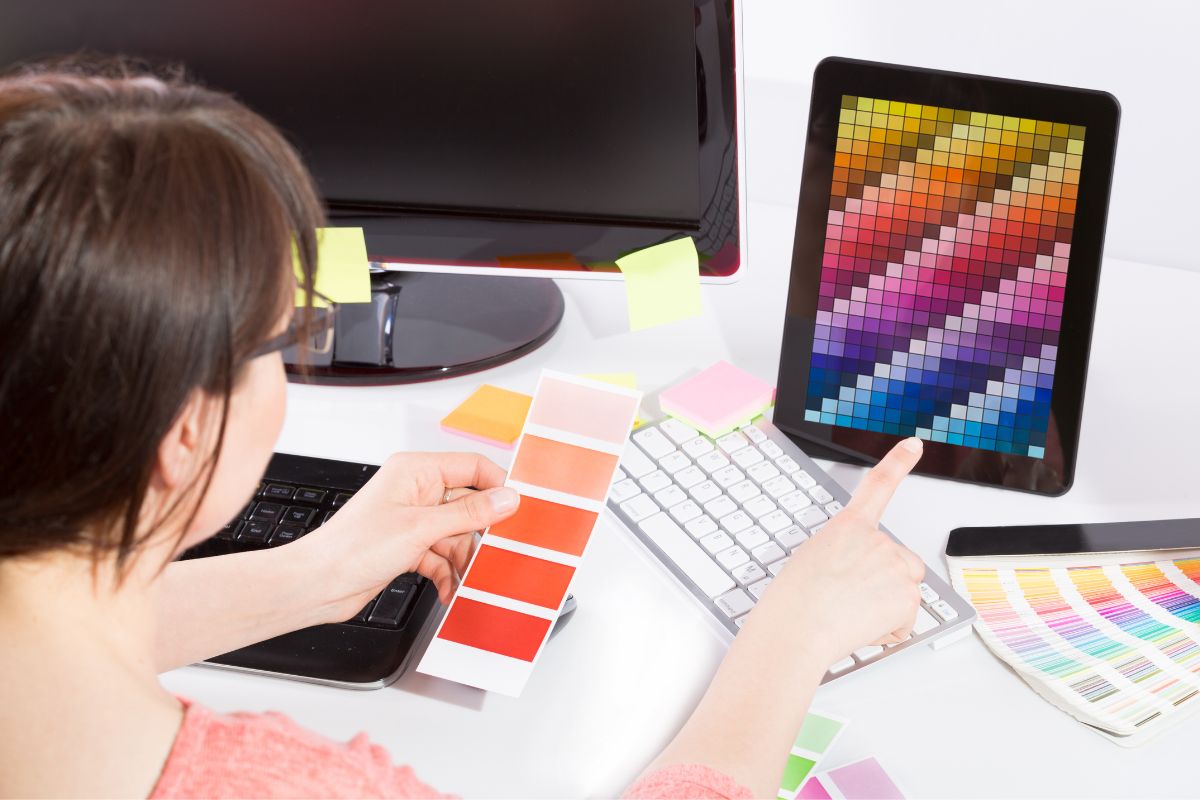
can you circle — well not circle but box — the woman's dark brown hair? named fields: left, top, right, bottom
left=0, top=58, right=324, bottom=569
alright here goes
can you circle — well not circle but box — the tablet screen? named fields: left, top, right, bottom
left=804, top=97, right=1084, bottom=459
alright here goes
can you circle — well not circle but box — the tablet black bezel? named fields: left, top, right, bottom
left=773, top=57, right=1120, bottom=495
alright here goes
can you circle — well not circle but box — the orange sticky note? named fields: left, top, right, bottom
left=440, top=385, right=532, bottom=449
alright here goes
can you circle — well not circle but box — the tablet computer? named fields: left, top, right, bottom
left=774, top=57, right=1120, bottom=495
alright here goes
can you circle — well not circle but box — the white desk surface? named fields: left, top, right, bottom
left=163, top=197, right=1200, bottom=798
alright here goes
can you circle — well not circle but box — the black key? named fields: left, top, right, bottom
left=295, top=488, right=327, bottom=504
left=240, top=520, right=272, bottom=544
left=250, top=501, right=284, bottom=523
left=270, top=523, right=305, bottom=545
left=321, top=510, right=337, bottom=526
left=239, top=502, right=255, bottom=520
left=282, top=506, right=317, bottom=526
left=332, top=492, right=353, bottom=508
left=349, top=596, right=377, bottom=624
left=367, top=578, right=418, bottom=628
left=216, top=520, right=244, bottom=541
left=262, top=483, right=296, bottom=501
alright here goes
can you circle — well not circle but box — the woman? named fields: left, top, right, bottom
left=0, top=62, right=926, bottom=799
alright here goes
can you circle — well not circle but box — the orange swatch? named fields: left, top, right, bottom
left=437, top=597, right=551, bottom=662
left=488, top=495, right=599, bottom=556
left=509, top=435, right=618, bottom=501
left=462, top=545, right=575, bottom=609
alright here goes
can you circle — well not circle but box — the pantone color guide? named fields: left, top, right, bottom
left=418, top=371, right=641, bottom=696
left=951, top=554, right=1200, bottom=739
left=805, top=96, right=1084, bottom=458
left=798, top=756, right=906, bottom=800
left=777, top=711, right=848, bottom=800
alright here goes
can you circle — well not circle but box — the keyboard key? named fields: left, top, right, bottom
left=734, top=615, right=749, bottom=629
left=931, top=600, right=959, bottom=621
left=653, top=485, right=687, bottom=508
left=752, top=541, right=786, bottom=566
left=712, top=465, right=744, bottom=488
left=735, top=526, right=769, bottom=550
left=913, top=606, right=940, bottom=634
left=778, top=490, right=813, bottom=513
left=621, top=442, right=657, bottom=479
left=294, top=488, right=327, bottom=504
left=715, top=588, right=755, bottom=618
left=350, top=599, right=375, bottom=624
left=740, top=425, right=767, bottom=444
left=775, top=525, right=808, bottom=550
left=795, top=506, right=829, bottom=529
left=824, top=501, right=844, bottom=516
left=217, top=521, right=243, bottom=541
left=775, top=455, right=801, bottom=474
left=727, top=479, right=760, bottom=503
left=321, top=510, right=337, bottom=526
left=716, top=432, right=749, bottom=454
left=682, top=436, right=715, bottom=458
left=696, top=451, right=731, bottom=474
left=742, top=494, right=777, bottom=520
left=689, top=480, right=722, bottom=504
left=669, top=500, right=703, bottom=524
left=685, top=515, right=718, bottom=539
left=759, top=440, right=784, bottom=459
left=332, top=492, right=354, bottom=508
left=633, top=427, right=675, bottom=459
left=809, top=485, right=834, bottom=505
left=704, top=496, right=738, bottom=519
left=700, top=530, right=735, bottom=554
left=828, top=656, right=856, bottom=674
left=748, top=576, right=772, bottom=599
left=614, top=467, right=628, bottom=481
left=638, top=513, right=734, bottom=598
left=767, top=556, right=791, bottom=576
left=658, top=451, right=692, bottom=475
left=263, top=483, right=296, bottom=500
left=368, top=578, right=419, bottom=627
left=760, top=510, right=793, bottom=534
left=240, top=520, right=272, bottom=544
left=270, top=523, right=305, bottom=545
left=793, top=470, right=818, bottom=490
left=919, top=583, right=940, bottom=604
left=732, top=561, right=766, bottom=586
left=853, top=645, right=884, bottom=661
left=674, top=466, right=706, bottom=489
left=640, top=470, right=672, bottom=494
left=762, top=475, right=797, bottom=499
left=731, top=447, right=764, bottom=468
left=659, top=417, right=698, bottom=444
left=621, top=494, right=660, bottom=522
left=746, top=461, right=781, bottom=484
left=250, top=502, right=284, bottom=524
left=239, top=501, right=255, bottom=520
left=718, top=510, right=753, bottom=535
left=716, top=545, right=750, bottom=570
left=609, top=479, right=641, bottom=503
left=282, top=506, right=317, bottom=526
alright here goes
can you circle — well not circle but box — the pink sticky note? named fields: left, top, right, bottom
left=658, top=360, right=775, bottom=438
left=825, top=757, right=905, bottom=799
left=796, top=776, right=834, bottom=799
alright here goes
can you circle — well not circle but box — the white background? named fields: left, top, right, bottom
left=742, top=0, right=1200, bottom=273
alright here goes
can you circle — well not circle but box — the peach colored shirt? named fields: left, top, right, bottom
left=151, top=699, right=752, bottom=799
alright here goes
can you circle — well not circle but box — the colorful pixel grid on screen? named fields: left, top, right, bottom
left=804, top=96, right=1085, bottom=458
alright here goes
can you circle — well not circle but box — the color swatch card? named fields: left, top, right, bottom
left=949, top=549, right=1200, bottom=745
left=777, top=711, right=848, bottom=800
left=798, top=757, right=906, bottom=800
left=418, top=371, right=641, bottom=696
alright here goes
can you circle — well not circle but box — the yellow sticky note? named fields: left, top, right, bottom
left=440, top=385, right=533, bottom=449
left=615, top=237, right=701, bottom=331
left=294, top=227, right=372, bottom=307
left=581, top=372, right=643, bottom=428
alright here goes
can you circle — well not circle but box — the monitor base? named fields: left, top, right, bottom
left=285, top=272, right=564, bottom=386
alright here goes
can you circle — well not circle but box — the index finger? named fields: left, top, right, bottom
left=844, top=437, right=924, bottom=524
left=433, top=451, right=508, bottom=491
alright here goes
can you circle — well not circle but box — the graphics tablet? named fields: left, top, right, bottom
left=774, top=58, right=1120, bottom=495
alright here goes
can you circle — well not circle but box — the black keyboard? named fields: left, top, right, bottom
left=178, top=452, right=440, bottom=688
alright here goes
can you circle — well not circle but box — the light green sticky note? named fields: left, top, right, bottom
left=614, top=237, right=701, bottom=331
left=294, top=227, right=372, bottom=307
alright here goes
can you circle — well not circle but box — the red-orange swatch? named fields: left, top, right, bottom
left=488, top=494, right=599, bottom=556
left=462, top=545, right=574, bottom=609
left=509, top=435, right=618, bottom=501
left=437, top=597, right=552, bottom=662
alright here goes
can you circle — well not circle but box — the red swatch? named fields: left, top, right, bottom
left=462, top=545, right=575, bottom=609
left=488, top=494, right=599, bottom=556
left=437, top=597, right=552, bottom=662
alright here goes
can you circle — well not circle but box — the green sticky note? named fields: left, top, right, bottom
left=793, top=712, right=844, bottom=754
left=779, top=755, right=817, bottom=792
left=294, top=227, right=372, bottom=307
left=614, top=237, right=701, bottom=331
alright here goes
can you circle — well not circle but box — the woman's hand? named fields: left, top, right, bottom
left=299, top=452, right=520, bottom=620
left=748, top=437, right=926, bottom=666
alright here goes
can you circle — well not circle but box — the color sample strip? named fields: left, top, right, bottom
left=803, top=756, right=905, bottom=800
left=804, top=96, right=1086, bottom=458
left=418, top=370, right=641, bottom=696
left=777, top=711, right=848, bottom=800
left=951, top=557, right=1200, bottom=738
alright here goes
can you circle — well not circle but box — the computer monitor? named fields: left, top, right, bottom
left=1, top=0, right=747, bottom=383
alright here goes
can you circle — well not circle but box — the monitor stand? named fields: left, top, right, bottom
left=285, top=271, right=564, bottom=385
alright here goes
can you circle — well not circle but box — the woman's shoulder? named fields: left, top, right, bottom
left=151, top=698, right=454, bottom=799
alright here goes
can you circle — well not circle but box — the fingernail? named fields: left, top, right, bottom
left=487, top=487, right=519, bottom=514
left=901, top=437, right=923, bottom=454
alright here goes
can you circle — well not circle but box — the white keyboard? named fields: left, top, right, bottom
left=607, top=416, right=975, bottom=682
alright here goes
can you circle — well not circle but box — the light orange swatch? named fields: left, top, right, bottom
left=508, top=435, right=619, bottom=501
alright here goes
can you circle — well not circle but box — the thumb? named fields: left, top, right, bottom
left=415, top=486, right=520, bottom=545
